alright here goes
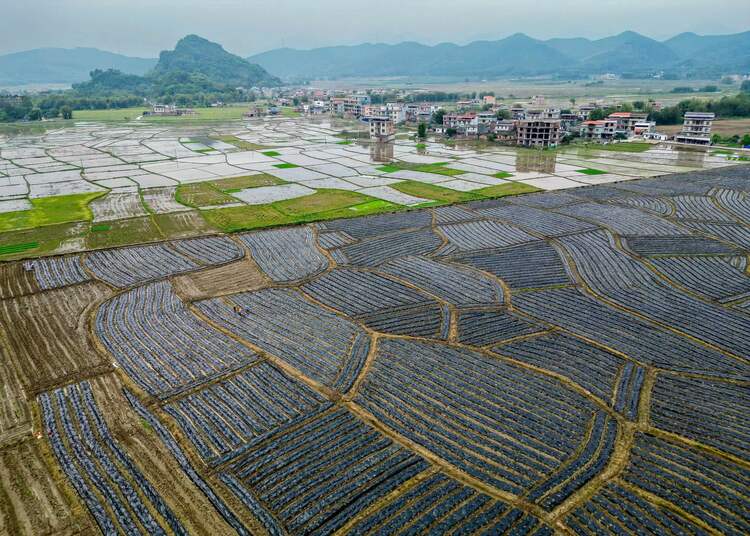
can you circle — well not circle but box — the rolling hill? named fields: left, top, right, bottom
left=150, top=34, right=280, bottom=87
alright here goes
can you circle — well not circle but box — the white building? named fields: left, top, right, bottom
left=675, top=112, right=715, bottom=145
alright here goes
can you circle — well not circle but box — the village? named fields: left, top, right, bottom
left=181, top=87, right=719, bottom=148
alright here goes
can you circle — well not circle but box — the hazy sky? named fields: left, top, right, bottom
left=1, top=0, right=748, bottom=57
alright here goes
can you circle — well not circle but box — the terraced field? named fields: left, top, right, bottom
left=0, top=164, right=749, bottom=535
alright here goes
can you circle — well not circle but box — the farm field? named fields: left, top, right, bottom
left=0, top=116, right=743, bottom=260
left=1, top=158, right=749, bottom=534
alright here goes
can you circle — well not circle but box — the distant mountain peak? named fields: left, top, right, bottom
left=152, top=34, right=281, bottom=87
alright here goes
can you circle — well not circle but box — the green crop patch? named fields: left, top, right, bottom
left=273, top=163, right=298, bottom=169
left=476, top=182, right=540, bottom=198
left=211, top=174, right=283, bottom=191
left=0, top=192, right=103, bottom=233
left=336, top=141, right=353, bottom=145
left=576, top=168, right=607, bottom=175
left=210, top=135, right=269, bottom=150
left=91, top=224, right=111, bottom=232
left=176, top=183, right=238, bottom=208
left=377, top=162, right=465, bottom=176
left=376, top=165, right=400, bottom=173
left=392, top=181, right=481, bottom=204
left=0, top=242, right=38, bottom=256
left=262, top=150, right=281, bottom=157
left=493, top=171, right=514, bottom=179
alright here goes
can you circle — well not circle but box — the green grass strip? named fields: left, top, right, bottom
left=0, top=242, right=38, bottom=256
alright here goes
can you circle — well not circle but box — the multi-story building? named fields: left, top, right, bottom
left=607, top=112, right=649, bottom=137
left=674, top=112, right=715, bottom=145
left=443, top=112, right=496, bottom=136
left=495, top=120, right=516, bottom=140
left=579, top=119, right=617, bottom=141
left=510, top=106, right=526, bottom=120
left=578, top=104, right=597, bottom=120
left=369, top=117, right=395, bottom=142
left=632, top=121, right=656, bottom=137
left=560, top=112, right=581, bottom=133
left=385, top=103, right=407, bottom=124
left=475, top=112, right=498, bottom=134
left=526, top=108, right=560, bottom=120
left=330, top=95, right=370, bottom=118
left=444, top=113, right=477, bottom=133
left=516, top=118, right=561, bottom=148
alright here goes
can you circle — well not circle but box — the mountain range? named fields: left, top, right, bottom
left=247, top=30, right=750, bottom=80
left=0, top=48, right=156, bottom=86
left=1, top=30, right=748, bottom=87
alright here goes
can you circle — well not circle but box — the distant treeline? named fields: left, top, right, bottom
left=650, top=91, right=750, bottom=125
left=369, top=91, right=472, bottom=104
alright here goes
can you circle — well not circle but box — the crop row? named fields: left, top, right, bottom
left=225, top=407, right=429, bottom=535
left=84, top=244, right=200, bottom=287
left=163, top=362, right=325, bottom=463
left=620, top=235, right=738, bottom=256
left=169, top=236, right=243, bottom=266
left=302, top=268, right=436, bottom=317
left=315, top=230, right=356, bottom=249
left=713, top=187, right=750, bottom=222
left=527, top=412, right=617, bottom=509
left=348, top=470, right=550, bottom=535
left=475, top=203, right=597, bottom=237
left=612, top=362, right=645, bottom=420
left=556, top=202, right=684, bottom=236
left=651, top=375, right=749, bottom=459
left=458, top=309, right=542, bottom=346
left=499, top=332, right=622, bottom=405
left=332, top=228, right=442, bottom=267
left=558, top=229, right=659, bottom=295
left=683, top=221, right=750, bottom=249
left=621, top=433, right=750, bottom=535
left=648, top=255, right=750, bottom=301
left=514, top=287, right=749, bottom=379
left=613, top=195, right=674, bottom=216
left=432, top=204, right=480, bottom=224
left=599, top=269, right=750, bottom=360
left=96, top=281, right=257, bottom=397
left=507, top=190, right=580, bottom=209
left=669, top=194, right=736, bottom=222
left=124, top=390, right=250, bottom=535
left=196, top=288, right=361, bottom=386
left=333, top=332, right=370, bottom=393
left=239, top=226, right=328, bottom=282
left=321, top=210, right=432, bottom=240
left=22, top=256, right=88, bottom=290
left=356, top=338, right=597, bottom=494
left=381, top=255, right=503, bottom=307
left=566, top=481, right=705, bottom=535
left=40, top=382, right=186, bottom=535
left=360, top=303, right=449, bottom=338
left=553, top=233, right=750, bottom=362
left=438, top=220, right=536, bottom=251
left=451, top=241, right=570, bottom=290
